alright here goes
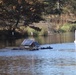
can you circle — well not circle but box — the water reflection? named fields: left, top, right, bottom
left=0, top=32, right=76, bottom=75
left=0, top=32, right=75, bottom=48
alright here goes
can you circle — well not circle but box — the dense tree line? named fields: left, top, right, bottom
left=0, top=0, right=76, bottom=31
left=43, top=0, right=76, bottom=15
left=0, top=0, right=44, bottom=31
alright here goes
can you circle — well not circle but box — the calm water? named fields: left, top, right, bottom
left=0, top=32, right=76, bottom=75
left=0, top=32, right=75, bottom=48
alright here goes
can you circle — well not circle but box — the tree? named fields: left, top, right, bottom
left=43, top=0, right=76, bottom=15
left=0, top=0, right=44, bottom=31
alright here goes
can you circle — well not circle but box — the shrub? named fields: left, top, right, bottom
left=39, top=30, right=48, bottom=36
left=26, top=27, right=39, bottom=36
left=70, top=24, right=76, bottom=32
left=59, top=23, right=76, bottom=32
left=33, top=31, right=39, bottom=36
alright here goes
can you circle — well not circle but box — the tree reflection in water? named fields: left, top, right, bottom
left=0, top=32, right=76, bottom=75
left=0, top=32, right=75, bottom=49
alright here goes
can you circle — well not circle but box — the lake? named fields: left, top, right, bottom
left=0, top=32, right=75, bottom=48
left=0, top=32, right=76, bottom=75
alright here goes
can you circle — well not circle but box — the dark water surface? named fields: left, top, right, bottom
left=0, top=32, right=76, bottom=75
left=0, top=32, right=75, bottom=48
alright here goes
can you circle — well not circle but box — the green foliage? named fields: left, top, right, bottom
left=23, top=27, right=48, bottom=36
left=1, top=0, right=76, bottom=34
left=43, top=0, right=76, bottom=15
left=0, top=0, right=44, bottom=28
left=60, top=24, right=71, bottom=32
left=70, top=24, right=76, bottom=32
left=39, top=29, right=48, bottom=36
left=33, top=31, right=39, bottom=36
left=59, top=23, right=76, bottom=32
left=26, top=27, right=39, bottom=36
